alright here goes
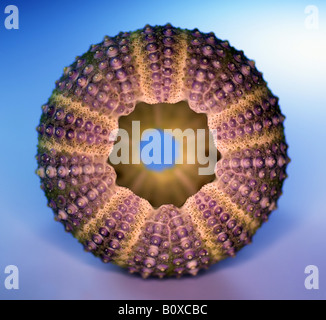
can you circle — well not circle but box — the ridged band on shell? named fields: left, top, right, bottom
left=36, top=24, right=290, bottom=278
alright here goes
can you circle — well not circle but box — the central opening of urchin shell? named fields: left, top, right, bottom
left=108, top=101, right=220, bottom=208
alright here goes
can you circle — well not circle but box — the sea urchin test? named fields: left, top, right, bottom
left=36, top=24, right=290, bottom=278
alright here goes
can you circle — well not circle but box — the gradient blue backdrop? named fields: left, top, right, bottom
left=1, top=0, right=325, bottom=300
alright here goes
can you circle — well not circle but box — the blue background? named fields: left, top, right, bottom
left=0, top=0, right=325, bottom=300
left=140, top=129, right=178, bottom=171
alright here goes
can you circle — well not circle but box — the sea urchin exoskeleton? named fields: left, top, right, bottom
left=36, top=24, right=289, bottom=278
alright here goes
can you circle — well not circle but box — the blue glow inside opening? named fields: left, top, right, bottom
left=140, top=129, right=179, bottom=171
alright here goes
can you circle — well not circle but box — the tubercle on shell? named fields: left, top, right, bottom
left=36, top=23, right=290, bottom=278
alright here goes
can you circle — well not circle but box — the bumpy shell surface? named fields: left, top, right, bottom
left=36, top=24, right=290, bottom=278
